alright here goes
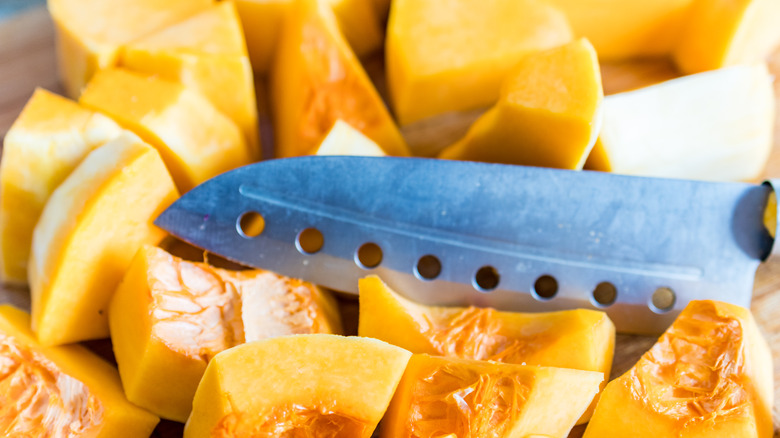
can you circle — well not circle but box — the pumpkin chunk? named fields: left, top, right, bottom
left=0, top=305, right=159, bottom=436
left=673, top=0, right=780, bottom=74
left=590, top=63, right=774, bottom=181
left=0, top=89, right=124, bottom=284
left=439, top=38, right=603, bottom=169
left=121, top=2, right=261, bottom=159
left=235, top=0, right=382, bottom=73
left=547, top=0, right=694, bottom=60
left=314, top=120, right=387, bottom=156
left=79, top=68, right=251, bottom=192
left=270, top=0, right=408, bottom=158
left=47, top=0, right=212, bottom=97
left=386, top=0, right=573, bottom=125
left=109, top=245, right=342, bottom=422
left=584, top=300, right=773, bottom=438
left=29, top=134, right=178, bottom=346
left=382, top=354, right=603, bottom=438
left=183, top=334, right=412, bottom=437
left=358, top=276, right=614, bottom=423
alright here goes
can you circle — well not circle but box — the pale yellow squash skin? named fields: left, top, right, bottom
left=0, top=305, right=160, bottom=437
left=79, top=68, right=251, bottom=192
left=121, top=2, right=261, bottom=160
left=47, top=0, right=212, bottom=98
left=673, top=0, right=780, bottom=74
left=386, top=0, right=573, bottom=125
left=547, top=0, right=694, bottom=60
left=358, top=275, right=615, bottom=423
left=584, top=301, right=773, bottom=438
left=235, top=0, right=382, bottom=73
left=184, top=334, right=412, bottom=438
left=270, top=0, right=408, bottom=158
left=0, top=89, right=124, bottom=284
left=109, top=245, right=343, bottom=422
left=439, top=39, right=603, bottom=170
left=314, top=120, right=387, bottom=156
left=382, top=354, right=603, bottom=438
left=29, top=134, right=178, bottom=346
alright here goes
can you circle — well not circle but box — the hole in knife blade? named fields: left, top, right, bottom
left=415, top=255, right=441, bottom=280
left=532, top=275, right=558, bottom=300
left=474, top=266, right=499, bottom=291
left=356, top=243, right=383, bottom=269
left=296, top=228, right=324, bottom=254
left=237, top=211, right=265, bottom=238
left=592, top=282, right=617, bottom=307
left=651, top=287, right=676, bottom=313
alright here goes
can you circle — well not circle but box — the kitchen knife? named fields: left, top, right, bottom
left=154, top=156, right=780, bottom=334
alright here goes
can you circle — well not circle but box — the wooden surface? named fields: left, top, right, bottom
left=1, top=7, right=780, bottom=437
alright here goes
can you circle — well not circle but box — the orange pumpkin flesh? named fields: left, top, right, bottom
left=358, top=275, right=615, bottom=423
left=0, top=305, right=159, bottom=437
left=109, top=245, right=343, bottom=422
left=270, top=0, right=408, bottom=158
left=183, top=334, right=412, bottom=438
left=584, top=300, right=773, bottom=438
left=382, top=354, right=603, bottom=438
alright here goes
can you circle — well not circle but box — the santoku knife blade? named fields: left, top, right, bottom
left=154, top=156, right=780, bottom=334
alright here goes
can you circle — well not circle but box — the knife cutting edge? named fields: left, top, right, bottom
left=154, top=156, right=780, bottom=334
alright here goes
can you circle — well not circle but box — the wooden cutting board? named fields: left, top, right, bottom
left=1, top=7, right=779, bottom=437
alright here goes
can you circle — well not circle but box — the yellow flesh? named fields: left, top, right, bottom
left=386, top=0, right=573, bottom=124
left=29, top=134, right=178, bottom=346
left=184, top=335, right=412, bottom=438
left=0, top=89, right=123, bottom=284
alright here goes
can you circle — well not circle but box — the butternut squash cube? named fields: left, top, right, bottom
left=547, top=0, right=695, bottom=60
left=109, top=245, right=343, bottom=422
left=382, top=354, right=603, bottom=438
left=584, top=301, right=773, bottom=438
left=29, top=134, right=178, bottom=346
left=314, top=120, right=387, bottom=156
left=271, top=0, right=408, bottom=158
left=121, top=2, right=261, bottom=159
left=0, top=89, right=124, bottom=285
left=358, top=276, right=614, bottom=423
left=439, top=38, right=603, bottom=169
left=593, top=63, right=774, bottom=181
left=183, top=334, right=412, bottom=437
left=47, top=0, right=212, bottom=98
left=386, top=0, right=573, bottom=125
left=79, top=68, right=252, bottom=192
left=235, top=0, right=382, bottom=73
left=673, top=0, right=780, bottom=74
left=0, top=305, right=159, bottom=436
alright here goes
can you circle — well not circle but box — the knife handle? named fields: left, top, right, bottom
left=763, top=179, right=780, bottom=256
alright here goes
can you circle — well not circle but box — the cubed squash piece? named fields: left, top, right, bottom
left=584, top=301, right=773, bottom=438
left=121, top=2, right=261, bottom=159
left=271, top=0, right=408, bottom=158
left=109, top=245, right=343, bottom=422
left=673, top=0, right=780, bottom=74
left=47, top=0, right=212, bottom=98
left=386, top=0, right=573, bottom=125
left=29, top=134, right=178, bottom=346
left=183, top=334, right=412, bottom=437
left=547, top=0, right=694, bottom=60
left=382, top=354, right=603, bottom=438
left=358, top=276, right=615, bottom=423
left=591, top=63, right=774, bottom=181
left=0, top=305, right=159, bottom=436
left=79, top=68, right=251, bottom=192
left=235, top=0, right=382, bottom=73
left=314, top=120, right=387, bottom=156
left=0, top=89, right=124, bottom=285
left=439, top=38, right=603, bottom=170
